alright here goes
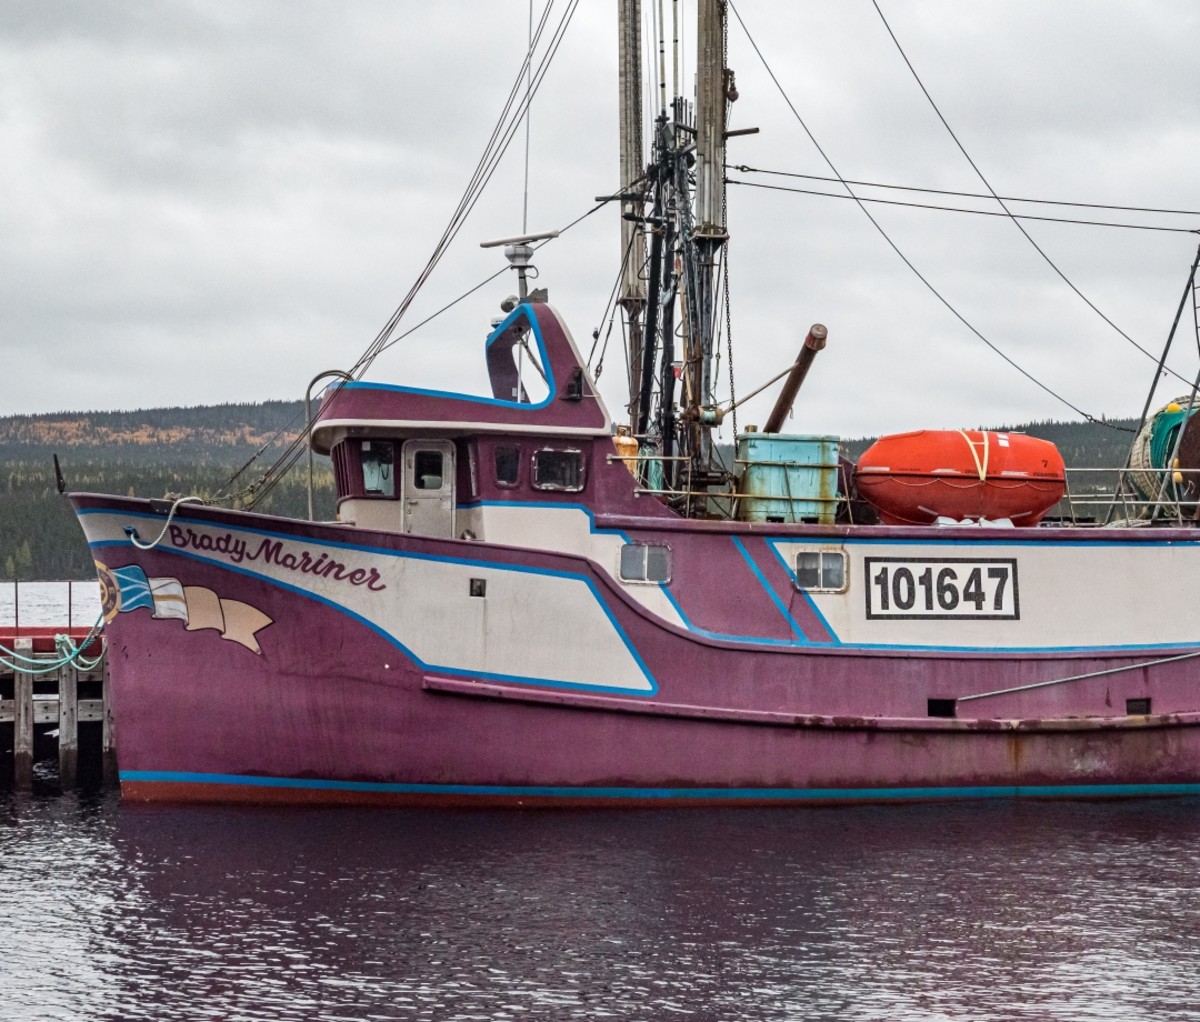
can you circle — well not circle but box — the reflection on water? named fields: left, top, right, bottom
left=2, top=794, right=1200, bottom=1021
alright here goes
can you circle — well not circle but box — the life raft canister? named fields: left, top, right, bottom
left=853, top=429, right=1066, bottom=526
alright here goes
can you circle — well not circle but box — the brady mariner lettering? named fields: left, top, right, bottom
left=168, top=525, right=387, bottom=591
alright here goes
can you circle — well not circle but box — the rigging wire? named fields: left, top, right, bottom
left=239, top=193, right=612, bottom=509
left=350, top=0, right=577, bottom=381
left=870, top=0, right=1193, bottom=389
left=1194, top=266, right=1200, bottom=361
left=645, top=1, right=658, bottom=121
left=222, top=4, right=562, bottom=501
left=655, top=0, right=667, bottom=114
left=523, top=0, right=535, bottom=234
left=216, top=414, right=304, bottom=500
left=588, top=223, right=641, bottom=373
left=672, top=0, right=679, bottom=101
left=729, top=166, right=1200, bottom=219
left=724, top=178, right=1200, bottom=235
left=726, top=0, right=1124, bottom=430
left=378, top=194, right=614, bottom=361
left=236, top=1, right=582, bottom=509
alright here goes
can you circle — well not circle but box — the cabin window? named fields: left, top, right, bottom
left=414, top=449, right=444, bottom=490
left=619, top=543, right=671, bottom=584
left=495, top=445, right=520, bottom=487
left=361, top=441, right=395, bottom=497
left=794, top=549, right=846, bottom=592
left=532, top=449, right=584, bottom=492
left=331, top=441, right=355, bottom=495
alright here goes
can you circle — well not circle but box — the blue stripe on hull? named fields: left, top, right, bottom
left=121, top=770, right=1200, bottom=802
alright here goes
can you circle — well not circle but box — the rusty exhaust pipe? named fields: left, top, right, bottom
left=763, top=324, right=827, bottom=434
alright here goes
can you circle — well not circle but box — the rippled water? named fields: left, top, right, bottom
left=3, top=794, right=1200, bottom=1021
left=0, top=580, right=101, bottom=630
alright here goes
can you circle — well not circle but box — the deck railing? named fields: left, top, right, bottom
left=608, top=454, right=1200, bottom=526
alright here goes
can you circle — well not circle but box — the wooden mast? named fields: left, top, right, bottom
left=617, top=0, right=647, bottom=429
left=688, top=0, right=729, bottom=479
left=622, top=0, right=731, bottom=506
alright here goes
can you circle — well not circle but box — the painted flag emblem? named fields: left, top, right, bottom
left=96, top=561, right=273, bottom=655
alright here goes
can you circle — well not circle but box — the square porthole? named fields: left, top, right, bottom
left=619, top=543, right=671, bottom=584
left=469, top=579, right=487, bottom=598
left=1126, top=697, right=1151, bottom=715
left=928, top=698, right=957, bottom=718
left=532, top=449, right=584, bottom=492
left=794, top=549, right=847, bottom=593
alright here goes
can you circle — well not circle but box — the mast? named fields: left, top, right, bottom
left=687, top=0, right=729, bottom=479
left=694, top=0, right=726, bottom=238
left=621, top=0, right=733, bottom=510
left=617, top=0, right=647, bottom=428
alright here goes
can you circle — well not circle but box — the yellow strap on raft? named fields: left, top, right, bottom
left=957, top=429, right=989, bottom=482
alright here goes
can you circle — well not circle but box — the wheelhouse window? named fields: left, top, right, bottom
left=532, top=448, right=584, bottom=492
left=794, top=549, right=846, bottom=592
left=331, top=441, right=354, bottom=495
left=361, top=440, right=395, bottom=497
left=495, top=445, right=520, bottom=487
left=619, top=543, right=671, bottom=583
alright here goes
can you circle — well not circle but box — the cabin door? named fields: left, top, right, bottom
left=401, top=440, right=456, bottom=538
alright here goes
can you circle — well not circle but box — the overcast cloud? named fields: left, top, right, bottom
left=2, top=1, right=1199, bottom=439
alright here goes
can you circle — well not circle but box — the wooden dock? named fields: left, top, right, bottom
left=0, top=633, right=115, bottom=788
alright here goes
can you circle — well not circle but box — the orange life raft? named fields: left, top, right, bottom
left=853, top=429, right=1066, bottom=526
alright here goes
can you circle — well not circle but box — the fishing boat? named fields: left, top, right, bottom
left=69, top=2, right=1200, bottom=805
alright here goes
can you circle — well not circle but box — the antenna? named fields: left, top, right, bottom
left=480, top=230, right=560, bottom=300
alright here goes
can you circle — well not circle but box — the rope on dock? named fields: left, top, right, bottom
left=0, top=613, right=106, bottom=674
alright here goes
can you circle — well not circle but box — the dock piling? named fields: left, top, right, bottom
left=1, top=636, right=111, bottom=788
left=12, top=638, right=33, bottom=786
left=59, top=663, right=79, bottom=786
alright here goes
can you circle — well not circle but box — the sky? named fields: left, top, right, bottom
left=2, top=1, right=1199, bottom=441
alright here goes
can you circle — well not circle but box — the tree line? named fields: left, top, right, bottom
left=0, top=399, right=335, bottom=579
left=0, top=400, right=1144, bottom=579
left=0, top=458, right=336, bottom=579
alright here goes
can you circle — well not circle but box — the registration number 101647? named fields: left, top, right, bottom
left=864, top=557, right=1019, bottom=620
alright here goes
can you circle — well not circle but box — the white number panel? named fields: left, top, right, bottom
left=865, top=557, right=1019, bottom=620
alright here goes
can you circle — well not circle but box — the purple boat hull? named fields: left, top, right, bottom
left=72, top=492, right=1200, bottom=806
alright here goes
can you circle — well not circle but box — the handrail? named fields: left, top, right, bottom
left=605, top=454, right=1200, bottom=525
left=305, top=370, right=355, bottom=521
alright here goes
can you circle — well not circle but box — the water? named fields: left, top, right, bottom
left=5, top=587, right=1200, bottom=1020
left=2, top=793, right=1200, bottom=1022
left=0, top=580, right=102, bottom=630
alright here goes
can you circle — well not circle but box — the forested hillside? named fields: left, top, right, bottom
left=0, top=402, right=334, bottom=579
left=0, top=401, right=305, bottom=464
left=839, top=418, right=1139, bottom=467
left=0, top=402, right=1142, bottom=579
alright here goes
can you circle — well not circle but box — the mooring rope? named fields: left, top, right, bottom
left=125, top=495, right=206, bottom=550
left=0, top=613, right=107, bottom=675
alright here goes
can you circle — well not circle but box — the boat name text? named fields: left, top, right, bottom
left=168, top=526, right=387, bottom=591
